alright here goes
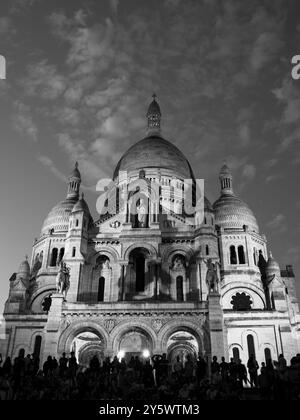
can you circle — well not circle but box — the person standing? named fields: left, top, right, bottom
left=247, top=355, right=259, bottom=387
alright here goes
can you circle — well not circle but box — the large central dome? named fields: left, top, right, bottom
left=113, top=96, right=194, bottom=180
left=113, top=134, right=194, bottom=180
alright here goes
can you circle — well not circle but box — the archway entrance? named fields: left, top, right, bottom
left=167, top=331, right=199, bottom=369
left=118, top=329, right=153, bottom=362
left=127, top=248, right=151, bottom=299
left=71, top=331, right=104, bottom=367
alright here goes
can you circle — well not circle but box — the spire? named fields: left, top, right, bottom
left=67, top=162, right=81, bottom=199
left=146, top=94, right=161, bottom=135
left=219, top=163, right=234, bottom=195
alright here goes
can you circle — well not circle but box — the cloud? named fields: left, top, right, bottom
left=37, top=155, right=67, bottom=182
left=23, top=60, right=66, bottom=100
left=13, top=101, right=38, bottom=142
left=266, top=213, right=287, bottom=234
left=242, top=164, right=256, bottom=180
left=238, top=124, right=251, bottom=147
left=109, top=0, right=119, bottom=13
left=272, top=76, right=300, bottom=124
left=0, top=17, right=13, bottom=35
left=249, top=32, right=284, bottom=72
left=265, top=174, right=283, bottom=183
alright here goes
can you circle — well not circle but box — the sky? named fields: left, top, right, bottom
left=0, top=0, right=300, bottom=314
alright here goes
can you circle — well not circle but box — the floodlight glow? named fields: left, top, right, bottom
left=143, top=349, right=150, bottom=358
left=117, top=350, right=125, bottom=360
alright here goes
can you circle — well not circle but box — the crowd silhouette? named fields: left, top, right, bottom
left=0, top=350, right=300, bottom=400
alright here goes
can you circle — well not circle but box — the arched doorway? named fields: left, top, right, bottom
left=118, top=329, right=153, bottom=362
left=167, top=331, right=199, bottom=369
left=127, top=248, right=151, bottom=299
left=70, top=331, right=104, bottom=367
left=98, top=277, right=105, bottom=302
left=176, top=276, right=184, bottom=301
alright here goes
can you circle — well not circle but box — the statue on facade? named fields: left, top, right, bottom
left=136, top=198, right=148, bottom=227
left=172, top=256, right=185, bottom=270
left=56, top=261, right=70, bottom=300
left=204, top=258, right=220, bottom=293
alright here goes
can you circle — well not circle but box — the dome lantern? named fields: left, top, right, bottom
left=219, top=163, right=233, bottom=195
left=67, top=162, right=81, bottom=199
left=146, top=94, right=161, bottom=135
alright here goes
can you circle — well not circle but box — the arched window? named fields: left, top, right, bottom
left=136, top=254, right=145, bottom=292
left=238, top=246, right=246, bottom=264
left=58, top=248, right=65, bottom=264
left=50, top=248, right=58, bottom=267
left=33, top=336, right=42, bottom=360
left=231, top=292, right=252, bottom=311
left=264, top=348, right=272, bottom=363
left=204, top=217, right=207, bottom=225
left=230, top=246, right=237, bottom=265
left=271, top=293, right=275, bottom=310
left=253, top=248, right=257, bottom=265
left=76, top=219, right=79, bottom=227
left=247, top=334, right=256, bottom=359
left=232, top=347, right=240, bottom=362
left=206, top=245, right=209, bottom=256
left=98, top=277, right=105, bottom=302
left=176, top=276, right=184, bottom=301
left=72, top=247, right=76, bottom=258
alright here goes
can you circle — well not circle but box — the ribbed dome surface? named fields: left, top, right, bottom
left=266, top=253, right=280, bottom=276
left=18, top=259, right=30, bottom=275
left=213, top=194, right=259, bottom=232
left=41, top=197, right=78, bottom=235
left=113, top=135, right=194, bottom=180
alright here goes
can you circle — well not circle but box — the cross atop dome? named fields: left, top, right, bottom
left=146, top=94, right=161, bottom=135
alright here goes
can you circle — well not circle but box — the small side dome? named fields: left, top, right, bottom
left=72, top=194, right=91, bottom=215
left=266, top=252, right=280, bottom=277
left=18, top=257, right=30, bottom=277
left=213, top=164, right=259, bottom=232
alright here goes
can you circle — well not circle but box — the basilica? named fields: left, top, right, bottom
left=1, top=96, right=300, bottom=369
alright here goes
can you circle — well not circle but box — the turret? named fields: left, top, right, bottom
left=4, top=257, right=30, bottom=314
left=67, top=162, right=81, bottom=199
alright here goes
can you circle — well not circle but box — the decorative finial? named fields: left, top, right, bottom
left=25, top=255, right=28, bottom=261
left=152, top=93, right=157, bottom=101
left=75, top=161, right=78, bottom=169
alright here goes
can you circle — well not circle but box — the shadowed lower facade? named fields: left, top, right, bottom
left=1, top=97, right=300, bottom=368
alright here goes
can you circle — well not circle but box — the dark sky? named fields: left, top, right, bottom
left=0, top=0, right=300, bottom=314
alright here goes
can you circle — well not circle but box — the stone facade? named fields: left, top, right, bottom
left=1, top=97, right=300, bottom=368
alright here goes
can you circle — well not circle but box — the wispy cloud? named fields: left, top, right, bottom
left=13, top=101, right=38, bottom=142
left=267, top=213, right=287, bottom=234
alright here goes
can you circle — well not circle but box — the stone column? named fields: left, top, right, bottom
left=196, top=259, right=202, bottom=301
left=42, top=293, right=64, bottom=364
left=208, top=292, right=228, bottom=362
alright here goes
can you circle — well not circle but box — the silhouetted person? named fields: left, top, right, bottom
left=247, top=355, right=259, bottom=387
left=196, top=354, right=207, bottom=384
left=59, top=352, right=68, bottom=375
left=220, top=357, right=228, bottom=380
left=68, top=352, right=78, bottom=376
left=237, top=359, right=247, bottom=388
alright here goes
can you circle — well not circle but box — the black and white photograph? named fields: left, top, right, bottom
left=0, top=0, right=300, bottom=409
